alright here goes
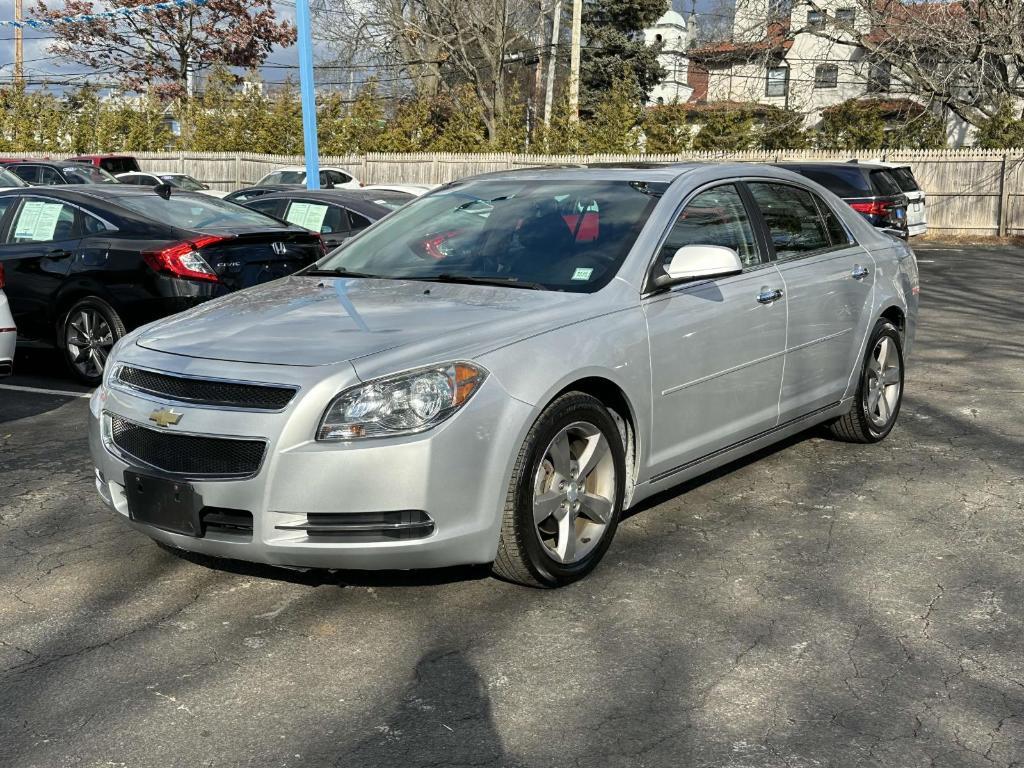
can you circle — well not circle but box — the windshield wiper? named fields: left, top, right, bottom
left=417, top=274, right=546, bottom=290
left=304, top=268, right=391, bottom=279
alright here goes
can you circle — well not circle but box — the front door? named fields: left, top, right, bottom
left=0, top=197, right=81, bottom=342
left=643, top=183, right=787, bottom=481
left=744, top=181, right=876, bottom=419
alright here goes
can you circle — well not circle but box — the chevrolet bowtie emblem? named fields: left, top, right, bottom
left=149, top=408, right=183, bottom=428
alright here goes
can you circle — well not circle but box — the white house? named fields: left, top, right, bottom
left=643, top=8, right=695, bottom=105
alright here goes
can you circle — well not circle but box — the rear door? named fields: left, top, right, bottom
left=745, top=180, right=875, bottom=419
left=0, top=196, right=82, bottom=342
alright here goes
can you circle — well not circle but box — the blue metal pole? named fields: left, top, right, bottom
left=295, top=0, right=320, bottom=190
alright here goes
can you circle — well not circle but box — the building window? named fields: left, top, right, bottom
left=868, top=61, right=891, bottom=93
left=814, top=64, right=839, bottom=88
left=807, top=10, right=825, bottom=30
left=768, top=0, right=793, bottom=20
left=655, top=33, right=663, bottom=42
left=834, top=8, right=855, bottom=26
left=766, top=66, right=789, bottom=97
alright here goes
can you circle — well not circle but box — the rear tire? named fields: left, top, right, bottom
left=826, top=319, right=904, bottom=443
left=61, top=296, right=126, bottom=386
left=492, top=392, right=626, bottom=588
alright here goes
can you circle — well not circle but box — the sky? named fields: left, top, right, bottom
left=0, top=0, right=719, bottom=93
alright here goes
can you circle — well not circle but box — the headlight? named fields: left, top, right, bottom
left=317, top=362, right=487, bottom=441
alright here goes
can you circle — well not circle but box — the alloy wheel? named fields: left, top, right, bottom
left=532, top=421, right=617, bottom=564
left=65, top=308, right=114, bottom=380
left=864, top=336, right=901, bottom=428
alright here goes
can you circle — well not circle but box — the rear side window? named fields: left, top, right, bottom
left=39, top=167, right=63, bottom=185
left=660, top=184, right=761, bottom=269
left=8, top=199, right=77, bottom=243
left=284, top=201, right=347, bottom=234
left=814, top=195, right=854, bottom=246
left=747, top=182, right=831, bottom=258
left=783, top=166, right=871, bottom=197
left=889, top=167, right=920, bottom=192
left=347, top=210, right=371, bottom=231
left=101, top=158, right=140, bottom=175
left=869, top=170, right=902, bottom=196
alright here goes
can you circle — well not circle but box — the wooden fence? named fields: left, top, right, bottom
left=11, top=149, right=1024, bottom=235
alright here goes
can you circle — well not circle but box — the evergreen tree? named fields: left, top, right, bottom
left=758, top=106, right=809, bottom=150
left=581, top=0, right=668, bottom=113
left=643, top=103, right=691, bottom=152
left=974, top=100, right=1024, bottom=149
left=817, top=100, right=885, bottom=150
left=582, top=70, right=643, bottom=153
left=693, top=108, right=757, bottom=151
left=885, top=111, right=947, bottom=149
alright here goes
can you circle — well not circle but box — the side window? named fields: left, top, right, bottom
left=284, top=201, right=336, bottom=233
left=81, top=212, right=107, bottom=235
left=8, top=199, right=77, bottom=244
left=0, top=198, right=13, bottom=236
left=246, top=198, right=283, bottom=218
left=347, top=210, right=371, bottom=231
left=10, top=165, right=38, bottom=184
left=38, top=167, right=63, bottom=186
left=659, top=184, right=760, bottom=270
left=328, top=171, right=351, bottom=186
left=748, top=182, right=831, bottom=258
left=813, top=194, right=853, bottom=247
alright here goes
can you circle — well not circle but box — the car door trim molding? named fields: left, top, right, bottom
left=659, top=327, right=852, bottom=397
left=649, top=400, right=842, bottom=484
left=661, top=347, right=788, bottom=396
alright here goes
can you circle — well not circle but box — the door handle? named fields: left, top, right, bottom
left=757, top=288, right=784, bottom=304
left=46, top=248, right=71, bottom=258
left=852, top=264, right=870, bottom=280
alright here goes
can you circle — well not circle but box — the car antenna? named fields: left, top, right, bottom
left=154, top=182, right=172, bottom=199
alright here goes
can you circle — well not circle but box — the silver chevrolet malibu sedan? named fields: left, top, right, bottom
left=89, top=164, right=919, bottom=587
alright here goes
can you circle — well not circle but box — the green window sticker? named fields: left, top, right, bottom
left=571, top=267, right=594, bottom=281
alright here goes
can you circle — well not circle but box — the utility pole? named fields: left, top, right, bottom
left=543, top=0, right=562, bottom=126
left=14, top=0, right=24, bottom=86
left=295, top=0, right=320, bottom=190
left=567, top=0, right=582, bottom=122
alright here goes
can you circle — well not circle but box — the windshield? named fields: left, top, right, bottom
left=113, top=192, right=287, bottom=230
left=63, top=165, right=119, bottom=184
left=0, top=167, right=27, bottom=188
left=162, top=174, right=206, bottom=192
left=316, top=180, right=657, bottom=292
left=260, top=170, right=305, bottom=185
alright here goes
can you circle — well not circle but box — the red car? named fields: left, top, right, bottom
left=67, top=154, right=140, bottom=175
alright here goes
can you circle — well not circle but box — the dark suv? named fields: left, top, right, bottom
left=774, top=162, right=908, bottom=237
left=2, top=160, right=120, bottom=186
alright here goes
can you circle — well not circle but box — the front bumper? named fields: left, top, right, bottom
left=88, top=346, right=533, bottom=571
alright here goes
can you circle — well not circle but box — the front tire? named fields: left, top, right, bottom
left=493, top=392, right=626, bottom=588
left=61, top=297, right=126, bottom=386
left=827, top=319, right=904, bottom=443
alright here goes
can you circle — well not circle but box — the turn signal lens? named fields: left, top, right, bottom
left=317, top=362, right=487, bottom=441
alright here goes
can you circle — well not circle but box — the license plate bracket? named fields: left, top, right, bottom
left=125, top=471, right=202, bottom=537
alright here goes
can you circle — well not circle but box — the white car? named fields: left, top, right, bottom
left=255, top=166, right=361, bottom=190
left=363, top=183, right=435, bottom=197
left=115, top=172, right=228, bottom=198
left=867, top=161, right=927, bottom=236
left=0, top=267, right=15, bottom=377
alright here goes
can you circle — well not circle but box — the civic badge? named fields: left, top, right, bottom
left=149, top=408, right=183, bottom=428
left=271, top=242, right=287, bottom=255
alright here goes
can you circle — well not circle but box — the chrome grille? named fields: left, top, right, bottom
left=116, top=366, right=296, bottom=411
left=109, top=415, right=265, bottom=478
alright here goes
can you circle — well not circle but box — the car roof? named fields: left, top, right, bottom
left=775, top=161, right=894, bottom=172
left=2, top=159, right=98, bottom=169
left=455, top=162, right=706, bottom=184
left=246, top=189, right=391, bottom=217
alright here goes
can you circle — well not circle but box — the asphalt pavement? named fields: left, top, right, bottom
left=0, top=243, right=1022, bottom=768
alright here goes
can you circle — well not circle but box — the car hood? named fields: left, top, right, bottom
left=135, top=276, right=608, bottom=368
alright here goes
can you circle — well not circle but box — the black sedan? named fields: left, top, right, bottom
left=2, top=160, right=120, bottom=186
left=239, top=189, right=403, bottom=249
left=223, top=184, right=294, bottom=205
left=0, top=185, right=325, bottom=384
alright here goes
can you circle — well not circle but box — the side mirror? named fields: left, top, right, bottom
left=653, top=244, right=743, bottom=288
left=202, top=183, right=210, bottom=190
